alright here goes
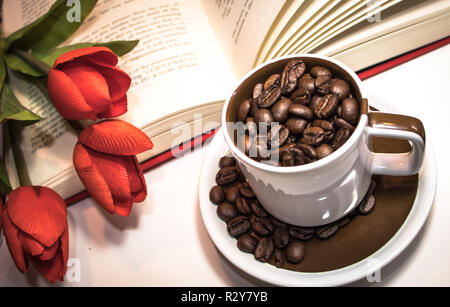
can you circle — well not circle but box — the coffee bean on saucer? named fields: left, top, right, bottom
left=251, top=216, right=274, bottom=236
left=358, top=194, right=376, bottom=215
left=239, top=187, right=255, bottom=198
left=273, top=249, right=285, bottom=268
left=216, top=166, right=239, bottom=185
left=288, top=225, right=314, bottom=241
left=236, top=196, right=252, bottom=215
left=219, top=156, right=236, bottom=169
left=273, top=227, right=290, bottom=249
left=285, top=241, right=305, bottom=264
left=225, top=185, right=240, bottom=204
left=227, top=216, right=251, bottom=237
left=250, top=200, right=270, bottom=217
left=209, top=185, right=225, bottom=204
left=237, top=234, right=258, bottom=253
left=315, top=223, right=339, bottom=240
left=254, top=237, right=274, bottom=263
left=217, top=202, right=238, bottom=222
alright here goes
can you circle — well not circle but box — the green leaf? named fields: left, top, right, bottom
left=6, top=0, right=98, bottom=52
left=34, top=40, right=140, bottom=67
left=0, top=61, right=5, bottom=90
left=0, top=84, right=42, bottom=123
left=0, top=158, right=12, bottom=194
left=3, top=53, right=44, bottom=77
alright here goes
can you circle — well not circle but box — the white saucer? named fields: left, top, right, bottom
left=198, top=128, right=436, bottom=286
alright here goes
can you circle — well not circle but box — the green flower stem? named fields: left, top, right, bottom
left=11, top=48, right=51, bottom=75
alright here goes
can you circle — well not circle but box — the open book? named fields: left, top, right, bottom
left=2, top=0, right=449, bottom=199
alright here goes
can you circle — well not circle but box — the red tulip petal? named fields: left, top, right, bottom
left=73, top=144, right=115, bottom=214
left=99, top=96, right=128, bottom=118
left=22, top=235, right=45, bottom=257
left=113, top=199, right=133, bottom=217
left=78, top=120, right=153, bottom=155
left=60, top=228, right=69, bottom=268
left=7, top=186, right=67, bottom=247
left=48, top=69, right=98, bottom=120
left=2, top=212, right=28, bottom=273
left=61, top=62, right=111, bottom=114
left=85, top=60, right=131, bottom=102
left=39, top=240, right=60, bottom=261
left=54, top=47, right=117, bottom=68
left=87, top=149, right=133, bottom=202
left=126, top=156, right=147, bottom=202
left=31, top=249, right=66, bottom=283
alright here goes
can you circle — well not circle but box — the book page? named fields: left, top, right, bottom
left=3, top=0, right=235, bottom=187
left=201, top=0, right=286, bottom=78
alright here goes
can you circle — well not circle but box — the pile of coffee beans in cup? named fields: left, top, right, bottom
left=210, top=156, right=376, bottom=268
left=235, top=60, right=360, bottom=166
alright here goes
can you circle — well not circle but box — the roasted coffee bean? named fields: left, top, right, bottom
left=271, top=97, right=292, bottom=123
left=268, top=124, right=290, bottom=148
left=285, top=117, right=308, bottom=135
left=330, top=79, right=350, bottom=101
left=239, top=187, right=255, bottom=199
left=273, top=249, right=284, bottom=268
left=225, top=185, right=240, bottom=203
left=316, top=143, right=333, bottom=159
left=227, top=216, right=251, bottom=237
left=217, top=202, right=238, bottom=222
left=288, top=103, right=313, bottom=120
left=281, top=151, right=295, bottom=166
left=264, top=74, right=281, bottom=89
left=237, top=99, right=251, bottom=122
left=254, top=237, right=274, bottom=263
left=315, top=75, right=332, bottom=95
left=254, top=109, right=274, bottom=124
left=358, top=194, right=376, bottom=215
left=337, top=216, right=352, bottom=228
left=219, top=156, right=236, bottom=168
left=334, top=117, right=355, bottom=132
left=331, top=128, right=351, bottom=150
left=311, top=119, right=334, bottom=131
left=249, top=98, right=259, bottom=117
left=341, top=98, right=360, bottom=124
left=216, top=166, right=239, bottom=185
left=315, top=223, right=339, bottom=240
left=290, top=88, right=310, bottom=105
left=297, top=75, right=315, bottom=94
left=296, top=143, right=318, bottom=159
left=288, top=225, right=314, bottom=241
left=309, top=95, right=322, bottom=110
left=285, top=241, right=305, bottom=264
left=270, top=217, right=288, bottom=229
left=314, top=94, right=339, bottom=119
left=273, top=227, right=290, bottom=249
left=257, top=85, right=281, bottom=108
left=250, top=200, right=269, bottom=217
left=237, top=234, right=258, bottom=253
left=209, top=185, right=225, bottom=204
left=251, top=216, right=274, bottom=236
left=280, top=60, right=305, bottom=94
left=253, top=83, right=263, bottom=99
left=311, top=66, right=331, bottom=78
left=245, top=120, right=258, bottom=137
left=301, top=126, right=325, bottom=146
left=236, top=196, right=252, bottom=215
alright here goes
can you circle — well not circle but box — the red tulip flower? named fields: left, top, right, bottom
left=1, top=186, right=69, bottom=283
left=47, top=47, right=131, bottom=120
left=73, top=120, right=153, bottom=216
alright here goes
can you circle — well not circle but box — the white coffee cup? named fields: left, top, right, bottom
left=222, top=54, right=425, bottom=227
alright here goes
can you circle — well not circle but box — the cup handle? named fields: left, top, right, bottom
left=366, top=110, right=426, bottom=176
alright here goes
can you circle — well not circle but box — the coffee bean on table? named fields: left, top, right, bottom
left=285, top=241, right=305, bottom=264
left=254, top=237, right=274, bottom=263
left=209, top=185, right=225, bottom=204
left=217, top=202, right=238, bottom=222
left=237, top=234, right=258, bottom=253
left=227, top=216, right=251, bottom=237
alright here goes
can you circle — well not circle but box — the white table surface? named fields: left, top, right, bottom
left=1, top=44, right=449, bottom=287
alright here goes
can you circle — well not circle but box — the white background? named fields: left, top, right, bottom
left=1, top=44, right=449, bottom=287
